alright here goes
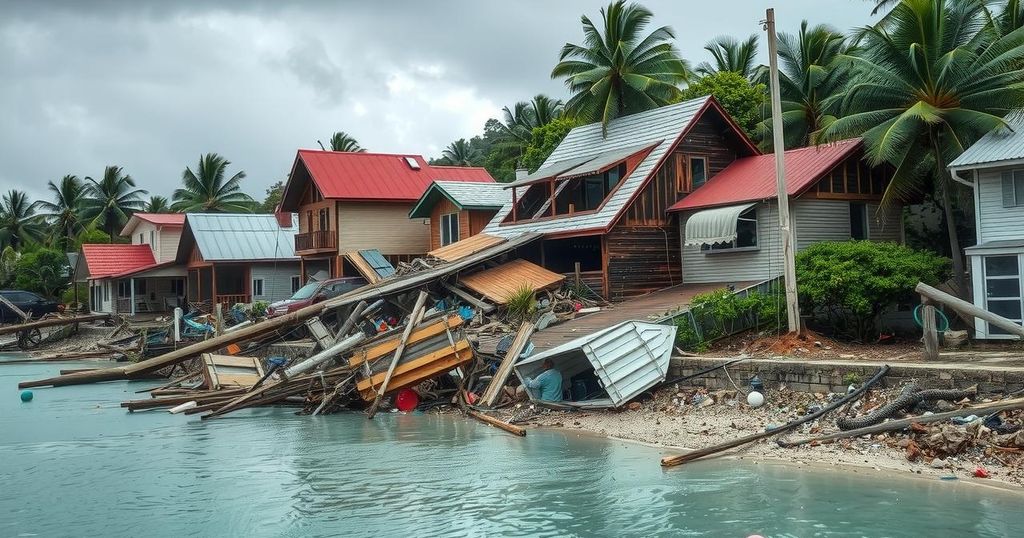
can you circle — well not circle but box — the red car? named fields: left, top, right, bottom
left=267, top=277, right=367, bottom=317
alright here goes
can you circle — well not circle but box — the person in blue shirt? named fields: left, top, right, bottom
left=519, top=359, right=563, bottom=402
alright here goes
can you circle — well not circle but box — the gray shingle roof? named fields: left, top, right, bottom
left=408, top=181, right=511, bottom=218
left=483, top=96, right=711, bottom=237
left=949, top=112, right=1024, bottom=169
left=187, top=213, right=298, bottom=261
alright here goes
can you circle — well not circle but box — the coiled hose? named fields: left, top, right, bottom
left=837, top=385, right=976, bottom=431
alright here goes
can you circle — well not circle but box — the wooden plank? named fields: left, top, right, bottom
left=478, top=321, right=536, bottom=407
left=458, top=259, right=565, bottom=304
left=428, top=233, right=504, bottom=262
left=442, top=282, right=495, bottom=313
left=306, top=316, right=336, bottom=349
left=358, top=343, right=473, bottom=399
left=357, top=339, right=472, bottom=392
left=344, top=251, right=381, bottom=284
left=467, top=409, right=526, bottom=436
left=367, top=291, right=429, bottom=418
left=0, top=313, right=108, bottom=337
left=349, top=315, right=464, bottom=366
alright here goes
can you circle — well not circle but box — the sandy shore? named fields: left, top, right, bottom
left=508, top=386, right=1024, bottom=490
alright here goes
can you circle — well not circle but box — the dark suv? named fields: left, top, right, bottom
left=267, top=277, right=367, bottom=317
left=0, top=290, right=60, bottom=323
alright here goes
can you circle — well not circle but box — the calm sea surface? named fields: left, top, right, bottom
left=1, top=358, right=1022, bottom=537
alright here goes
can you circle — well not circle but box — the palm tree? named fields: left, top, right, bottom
left=326, top=131, right=365, bottom=152
left=144, top=195, right=171, bottom=213
left=822, top=0, right=1024, bottom=293
left=83, top=166, right=146, bottom=241
left=36, top=175, right=87, bottom=249
left=551, top=0, right=691, bottom=135
left=0, top=190, right=45, bottom=249
left=492, top=94, right=565, bottom=163
left=172, top=153, right=254, bottom=213
left=696, top=34, right=760, bottom=79
left=755, top=21, right=852, bottom=150
left=441, top=139, right=480, bottom=167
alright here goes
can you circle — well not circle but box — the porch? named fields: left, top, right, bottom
left=295, top=230, right=337, bottom=254
left=186, top=264, right=252, bottom=311
left=112, top=266, right=188, bottom=316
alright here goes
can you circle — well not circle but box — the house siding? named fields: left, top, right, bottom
left=250, top=262, right=302, bottom=303
left=158, top=227, right=181, bottom=263
left=337, top=202, right=430, bottom=256
left=867, top=203, right=904, bottom=243
left=681, top=198, right=871, bottom=284
left=977, top=167, right=1024, bottom=243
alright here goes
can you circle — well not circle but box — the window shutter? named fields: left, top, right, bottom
left=1003, top=171, right=1016, bottom=207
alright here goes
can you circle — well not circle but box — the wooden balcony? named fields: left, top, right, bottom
left=295, top=230, right=337, bottom=253
left=215, top=294, right=250, bottom=307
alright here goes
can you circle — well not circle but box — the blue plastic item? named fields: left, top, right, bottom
left=20, top=390, right=33, bottom=402
left=458, top=305, right=474, bottom=320
left=268, top=357, right=288, bottom=368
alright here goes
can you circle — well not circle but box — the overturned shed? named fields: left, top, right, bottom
left=514, top=320, right=675, bottom=408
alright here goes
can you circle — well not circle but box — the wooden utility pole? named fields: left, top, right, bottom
left=765, top=8, right=801, bottom=333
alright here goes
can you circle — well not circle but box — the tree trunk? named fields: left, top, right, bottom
left=940, top=181, right=967, bottom=297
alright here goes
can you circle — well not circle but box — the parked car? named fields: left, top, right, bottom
left=0, top=290, right=60, bottom=323
left=268, top=277, right=368, bottom=317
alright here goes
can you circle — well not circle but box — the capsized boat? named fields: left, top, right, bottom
left=514, top=320, right=676, bottom=409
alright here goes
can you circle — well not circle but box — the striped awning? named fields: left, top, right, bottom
left=683, top=202, right=757, bottom=247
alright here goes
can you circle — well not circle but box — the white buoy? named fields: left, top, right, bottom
left=747, top=391, right=765, bottom=408
left=169, top=401, right=197, bottom=414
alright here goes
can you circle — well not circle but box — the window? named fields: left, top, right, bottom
left=306, top=210, right=314, bottom=232
left=149, top=230, right=155, bottom=249
left=690, top=156, right=708, bottom=190
left=118, top=281, right=130, bottom=298
left=1001, top=170, right=1024, bottom=207
left=138, top=233, right=144, bottom=244
left=291, top=276, right=302, bottom=293
left=703, top=207, right=758, bottom=251
left=252, top=278, right=265, bottom=297
left=170, top=278, right=185, bottom=296
left=984, top=255, right=1023, bottom=335
left=850, top=203, right=867, bottom=240
left=103, top=283, right=109, bottom=302
left=440, top=212, right=460, bottom=246
left=318, top=208, right=330, bottom=231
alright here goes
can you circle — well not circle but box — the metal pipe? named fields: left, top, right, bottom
left=282, top=332, right=366, bottom=379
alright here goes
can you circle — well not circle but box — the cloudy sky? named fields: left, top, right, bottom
left=0, top=1, right=878, bottom=204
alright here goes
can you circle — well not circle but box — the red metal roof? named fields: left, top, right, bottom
left=80, top=244, right=156, bottom=279
left=132, top=213, right=185, bottom=226
left=667, top=139, right=862, bottom=212
left=293, top=150, right=495, bottom=202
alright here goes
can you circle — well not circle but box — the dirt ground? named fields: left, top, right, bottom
left=503, top=383, right=1024, bottom=489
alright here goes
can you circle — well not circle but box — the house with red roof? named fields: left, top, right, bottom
left=120, top=212, right=186, bottom=263
left=666, top=138, right=903, bottom=285
left=278, top=150, right=495, bottom=282
left=74, top=242, right=186, bottom=315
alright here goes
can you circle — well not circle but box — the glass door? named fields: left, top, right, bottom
left=983, top=255, right=1023, bottom=335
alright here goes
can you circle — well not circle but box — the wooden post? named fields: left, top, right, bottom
left=765, top=8, right=801, bottom=333
left=173, top=307, right=182, bottom=343
left=916, top=282, right=1024, bottom=338
left=367, top=290, right=429, bottom=418
left=478, top=321, right=536, bottom=407
left=214, top=303, right=224, bottom=336
left=467, top=409, right=526, bottom=436
left=574, top=262, right=581, bottom=288
left=130, top=278, right=136, bottom=316
left=511, top=187, right=518, bottom=222
left=922, top=300, right=939, bottom=361
left=0, top=294, right=29, bottom=322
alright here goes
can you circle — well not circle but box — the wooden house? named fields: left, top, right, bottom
left=175, top=213, right=301, bottom=309
left=408, top=180, right=510, bottom=250
left=278, top=150, right=494, bottom=282
left=949, top=113, right=1024, bottom=339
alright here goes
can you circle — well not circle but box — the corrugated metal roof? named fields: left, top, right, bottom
left=186, top=213, right=299, bottom=262
left=504, top=155, right=597, bottom=187
left=291, top=150, right=495, bottom=203
left=514, top=320, right=675, bottom=408
left=409, top=181, right=511, bottom=218
left=668, top=139, right=862, bottom=212
left=949, top=113, right=1024, bottom=169
left=484, top=96, right=756, bottom=237
left=80, top=244, right=156, bottom=279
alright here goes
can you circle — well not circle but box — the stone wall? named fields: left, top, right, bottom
left=669, top=357, right=1024, bottom=395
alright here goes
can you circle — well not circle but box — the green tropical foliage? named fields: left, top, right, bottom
left=679, top=71, right=767, bottom=136
left=327, top=131, right=365, bottom=152
left=0, top=190, right=45, bottom=249
left=260, top=180, right=285, bottom=212
left=82, top=166, right=147, bottom=241
left=552, top=0, right=691, bottom=135
left=440, top=139, right=481, bottom=167
left=0, top=246, right=18, bottom=288
left=755, top=21, right=852, bottom=150
left=13, top=247, right=70, bottom=299
left=822, top=0, right=1024, bottom=293
left=143, top=195, right=171, bottom=213
left=521, top=117, right=579, bottom=172
left=172, top=153, right=255, bottom=213
left=36, top=175, right=87, bottom=249
left=697, top=34, right=760, bottom=79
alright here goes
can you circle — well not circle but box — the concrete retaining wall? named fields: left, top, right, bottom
left=669, top=357, right=1024, bottom=395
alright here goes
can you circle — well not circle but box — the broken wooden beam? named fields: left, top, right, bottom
left=478, top=321, right=535, bottom=407
left=916, top=282, right=1024, bottom=338
left=367, top=290, right=429, bottom=419
left=467, top=409, right=526, bottom=436
left=0, top=313, right=109, bottom=337
left=442, top=282, right=495, bottom=313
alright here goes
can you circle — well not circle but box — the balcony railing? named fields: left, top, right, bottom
left=295, top=230, right=337, bottom=252
left=215, top=294, right=250, bottom=307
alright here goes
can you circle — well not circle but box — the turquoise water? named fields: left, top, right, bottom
left=2, top=359, right=1022, bottom=538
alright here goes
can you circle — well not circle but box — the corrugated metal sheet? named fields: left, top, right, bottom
left=187, top=213, right=299, bottom=261
left=344, top=249, right=396, bottom=283
left=483, top=96, right=714, bottom=237
left=294, top=150, right=494, bottom=202
left=80, top=244, right=156, bottom=278
left=428, top=232, right=506, bottom=262
left=669, top=138, right=862, bottom=212
left=457, top=259, right=565, bottom=304
left=409, top=181, right=510, bottom=218
left=949, top=113, right=1024, bottom=169
left=514, top=320, right=676, bottom=408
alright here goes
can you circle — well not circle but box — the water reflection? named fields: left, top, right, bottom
left=2, top=361, right=1022, bottom=537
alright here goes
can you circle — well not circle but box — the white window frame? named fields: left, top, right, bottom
left=252, top=278, right=265, bottom=298
left=702, top=207, right=759, bottom=254
left=291, top=275, right=302, bottom=294
left=982, top=254, right=1023, bottom=337
left=1001, top=169, right=1024, bottom=207
left=440, top=212, right=460, bottom=246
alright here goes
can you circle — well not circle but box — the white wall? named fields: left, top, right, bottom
left=250, top=262, right=302, bottom=303
left=127, top=221, right=181, bottom=263
left=976, top=167, right=1024, bottom=244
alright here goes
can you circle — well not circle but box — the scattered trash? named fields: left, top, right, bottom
left=747, top=391, right=765, bottom=408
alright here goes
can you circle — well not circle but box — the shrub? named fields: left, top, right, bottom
left=505, top=284, right=537, bottom=323
left=674, top=289, right=783, bottom=351
left=250, top=300, right=269, bottom=319
left=795, top=241, right=950, bottom=341
left=13, top=248, right=70, bottom=299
